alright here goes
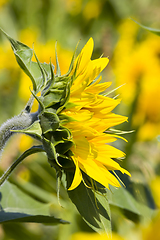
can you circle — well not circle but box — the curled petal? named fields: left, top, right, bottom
left=68, top=157, right=82, bottom=190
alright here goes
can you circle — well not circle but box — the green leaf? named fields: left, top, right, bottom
left=0, top=181, right=68, bottom=224
left=55, top=41, right=61, bottom=77
left=157, top=135, right=160, bottom=142
left=0, top=28, right=52, bottom=93
left=0, top=145, right=44, bottom=187
left=107, top=186, right=155, bottom=219
left=14, top=176, right=59, bottom=204
left=66, top=172, right=111, bottom=234
left=131, top=19, right=160, bottom=36
left=94, top=191, right=112, bottom=233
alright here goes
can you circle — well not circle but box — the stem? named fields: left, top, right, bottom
left=0, top=145, right=44, bottom=187
left=0, top=111, right=38, bottom=156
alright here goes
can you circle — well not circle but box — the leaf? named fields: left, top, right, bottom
left=0, top=28, right=52, bottom=93
left=107, top=186, right=155, bottom=219
left=14, top=176, right=59, bottom=204
left=131, top=19, right=160, bottom=36
left=66, top=172, right=111, bottom=234
left=0, top=145, right=45, bottom=187
left=0, top=181, right=68, bottom=224
left=94, top=191, right=112, bottom=233
left=157, top=135, right=160, bottom=142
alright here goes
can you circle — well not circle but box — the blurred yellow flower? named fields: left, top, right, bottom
left=17, top=167, right=31, bottom=182
left=150, top=176, right=160, bottom=208
left=62, top=38, right=130, bottom=190
left=0, top=41, right=20, bottom=96
left=19, top=134, right=34, bottom=153
left=142, top=212, right=160, bottom=240
left=65, top=0, right=82, bottom=15
left=0, top=0, right=9, bottom=8
left=112, top=19, right=160, bottom=140
left=70, top=232, right=125, bottom=240
left=83, top=0, right=102, bottom=20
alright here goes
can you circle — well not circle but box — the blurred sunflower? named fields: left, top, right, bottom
left=61, top=37, right=130, bottom=190
left=70, top=231, right=124, bottom=240
left=83, top=0, right=103, bottom=20
left=112, top=19, right=160, bottom=140
left=142, top=212, right=160, bottom=240
left=65, top=0, right=82, bottom=15
left=0, top=0, right=9, bottom=8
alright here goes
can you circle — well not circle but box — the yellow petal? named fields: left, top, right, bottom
left=78, top=156, right=121, bottom=188
left=95, top=155, right=124, bottom=171
left=75, top=38, right=94, bottom=76
left=71, top=71, right=89, bottom=95
left=87, top=57, right=109, bottom=85
left=90, top=134, right=117, bottom=144
left=87, top=96, right=121, bottom=109
left=68, top=157, right=82, bottom=190
left=86, top=81, right=112, bottom=94
left=64, top=109, right=93, bottom=122
left=71, top=136, right=90, bottom=160
left=97, top=144, right=125, bottom=159
left=88, top=114, right=127, bottom=132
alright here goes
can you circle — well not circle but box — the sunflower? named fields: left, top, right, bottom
left=0, top=31, right=130, bottom=192
left=61, top=38, right=130, bottom=190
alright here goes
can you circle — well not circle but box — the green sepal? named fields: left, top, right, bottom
left=62, top=40, right=80, bottom=77
left=34, top=51, right=47, bottom=90
left=47, top=81, right=67, bottom=93
left=55, top=141, right=73, bottom=155
left=43, top=90, right=65, bottom=108
left=43, top=59, right=55, bottom=91
left=56, top=81, right=71, bottom=114
left=39, top=111, right=59, bottom=134
left=43, top=76, right=71, bottom=111
left=55, top=41, right=61, bottom=77
left=56, top=153, right=74, bottom=169
left=11, top=120, right=42, bottom=141
left=30, top=89, right=45, bottom=112
left=51, top=126, right=72, bottom=146
left=42, top=136, right=62, bottom=167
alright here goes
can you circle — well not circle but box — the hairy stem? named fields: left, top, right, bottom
left=0, top=110, right=38, bottom=155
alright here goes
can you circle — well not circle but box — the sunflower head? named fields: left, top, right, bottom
left=0, top=29, right=130, bottom=191
left=30, top=37, right=130, bottom=191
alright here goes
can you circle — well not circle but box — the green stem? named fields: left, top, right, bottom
left=0, top=145, right=44, bottom=187
left=0, top=111, right=38, bottom=155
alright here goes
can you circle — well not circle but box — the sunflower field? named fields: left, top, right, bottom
left=0, top=1, right=160, bottom=239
